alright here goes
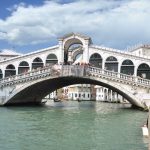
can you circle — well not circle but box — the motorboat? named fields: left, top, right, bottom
left=142, top=125, right=149, bottom=137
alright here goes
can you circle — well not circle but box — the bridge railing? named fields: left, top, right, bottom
left=88, top=66, right=150, bottom=87
left=0, top=65, right=150, bottom=88
left=0, top=65, right=53, bottom=85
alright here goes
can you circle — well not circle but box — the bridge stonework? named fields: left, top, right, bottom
left=0, top=65, right=149, bottom=109
left=0, top=33, right=150, bottom=108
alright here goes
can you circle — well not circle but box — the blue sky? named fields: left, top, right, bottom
left=0, top=0, right=150, bottom=53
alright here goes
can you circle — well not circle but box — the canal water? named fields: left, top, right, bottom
left=0, top=101, right=148, bottom=150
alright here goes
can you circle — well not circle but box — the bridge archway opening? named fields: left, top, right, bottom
left=0, top=69, right=3, bottom=79
left=5, top=64, right=16, bottom=77
left=18, top=61, right=30, bottom=74
left=46, top=54, right=58, bottom=66
left=32, top=57, right=44, bottom=70
left=7, top=75, right=142, bottom=108
left=74, top=53, right=82, bottom=63
left=64, top=38, right=83, bottom=64
left=137, top=63, right=150, bottom=79
left=89, top=53, right=102, bottom=68
left=121, top=59, right=134, bottom=75
left=105, top=56, right=118, bottom=72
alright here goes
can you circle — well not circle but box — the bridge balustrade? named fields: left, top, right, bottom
left=88, top=66, right=150, bottom=87
left=137, top=78, right=150, bottom=85
left=0, top=65, right=150, bottom=88
left=0, top=66, right=53, bottom=86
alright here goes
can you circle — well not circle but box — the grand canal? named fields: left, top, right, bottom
left=0, top=101, right=148, bottom=150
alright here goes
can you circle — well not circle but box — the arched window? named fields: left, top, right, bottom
left=5, top=64, right=16, bottom=77
left=105, top=56, right=118, bottom=72
left=32, top=57, right=43, bottom=70
left=0, top=69, right=3, bottom=79
left=121, top=59, right=134, bottom=75
left=137, top=63, right=150, bottom=79
left=18, top=61, right=30, bottom=74
left=89, top=53, right=102, bottom=68
left=46, top=54, right=58, bottom=65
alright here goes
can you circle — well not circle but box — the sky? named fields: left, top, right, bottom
left=0, top=0, right=150, bottom=54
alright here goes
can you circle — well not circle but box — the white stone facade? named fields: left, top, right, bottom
left=0, top=32, right=150, bottom=104
left=66, top=84, right=96, bottom=101
left=0, top=33, right=149, bottom=80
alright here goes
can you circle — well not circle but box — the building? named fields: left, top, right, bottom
left=67, top=84, right=96, bottom=101
left=95, top=85, right=128, bottom=103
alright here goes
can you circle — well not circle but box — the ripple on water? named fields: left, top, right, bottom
left=0, top=101, right=148, bottom=150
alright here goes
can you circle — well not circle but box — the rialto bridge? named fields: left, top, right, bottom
left=0, top=33, right=150, bottom=109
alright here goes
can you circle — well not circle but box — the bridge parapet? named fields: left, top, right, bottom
left=88, top=66, right=150, bottom=88
left=0, top=66, right=53, bottom=87
left=0, top=65, right=150, bottom=89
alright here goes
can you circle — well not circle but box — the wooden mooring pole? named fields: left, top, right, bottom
left=148, top=108, right=150, bottom=150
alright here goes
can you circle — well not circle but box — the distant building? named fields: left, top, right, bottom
left=0, top=49, right=21, bottom=61
left=95, top=85, right=128, bottom=103
left=129, top=44, right=150, bottom=57
left=61, top=84, right=96, bottom=101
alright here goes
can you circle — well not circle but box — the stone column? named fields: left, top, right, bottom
left=83, top=39, right=89, bottom=63
left=102, top=58, right=105, bottom=70
left=58, top=40, right=64, bottom=64
left=134, top=65, right=137, bottom=77
left=118, top=62, right=121, bottom=73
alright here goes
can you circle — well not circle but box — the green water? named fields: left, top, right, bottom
left=0, top=101, right=148, bottom=150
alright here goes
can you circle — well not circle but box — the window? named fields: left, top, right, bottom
left=75, top=93, right=77, bottom=97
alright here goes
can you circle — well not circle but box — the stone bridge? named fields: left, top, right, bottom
left=0, top=65, right=150, bottom=109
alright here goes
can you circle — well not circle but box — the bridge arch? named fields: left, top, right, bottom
left=46, top=54, right=58, bottom=66
left=32, top=57, right=44, bottom=70
left=121, top=59, right=134, bottom=75
left=5, top=64, right=16, bottom=77
left=137, top=63, right=150, bottom=79
left=6, top=74, right=143, bottom=108
left=18, top=61, right=30, bottom=74
left=89, top=53, right=102, bottom=68
left=105, top=56, right=118, bottom=72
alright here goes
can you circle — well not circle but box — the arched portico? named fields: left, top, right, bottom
left=46, top=54, right=58, bottom=66
left=18, top=61, right=30, bottom=74
left=32, top=57, right=44, bottom=70
left=121, top=59, right=134, bottom=75
left=105, top=56, right=118, bottom=72
left=64, top=38, right=83, bottom=64
left=89, top=53, right=102, bottom=68
left=5, top=64, right=16, bottom=77
left=137, top=63, right=150, bottom=79
left=58, top=33, right=92, bottom=64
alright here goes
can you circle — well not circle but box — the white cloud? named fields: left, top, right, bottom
left=0, top=0, right=150, bottom=49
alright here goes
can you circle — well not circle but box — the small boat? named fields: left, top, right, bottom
left=54, top=99, right=61, bottom=102
left=142, top=125, right=149, bottom=137
left=77, top=98, right=82, bottom=102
